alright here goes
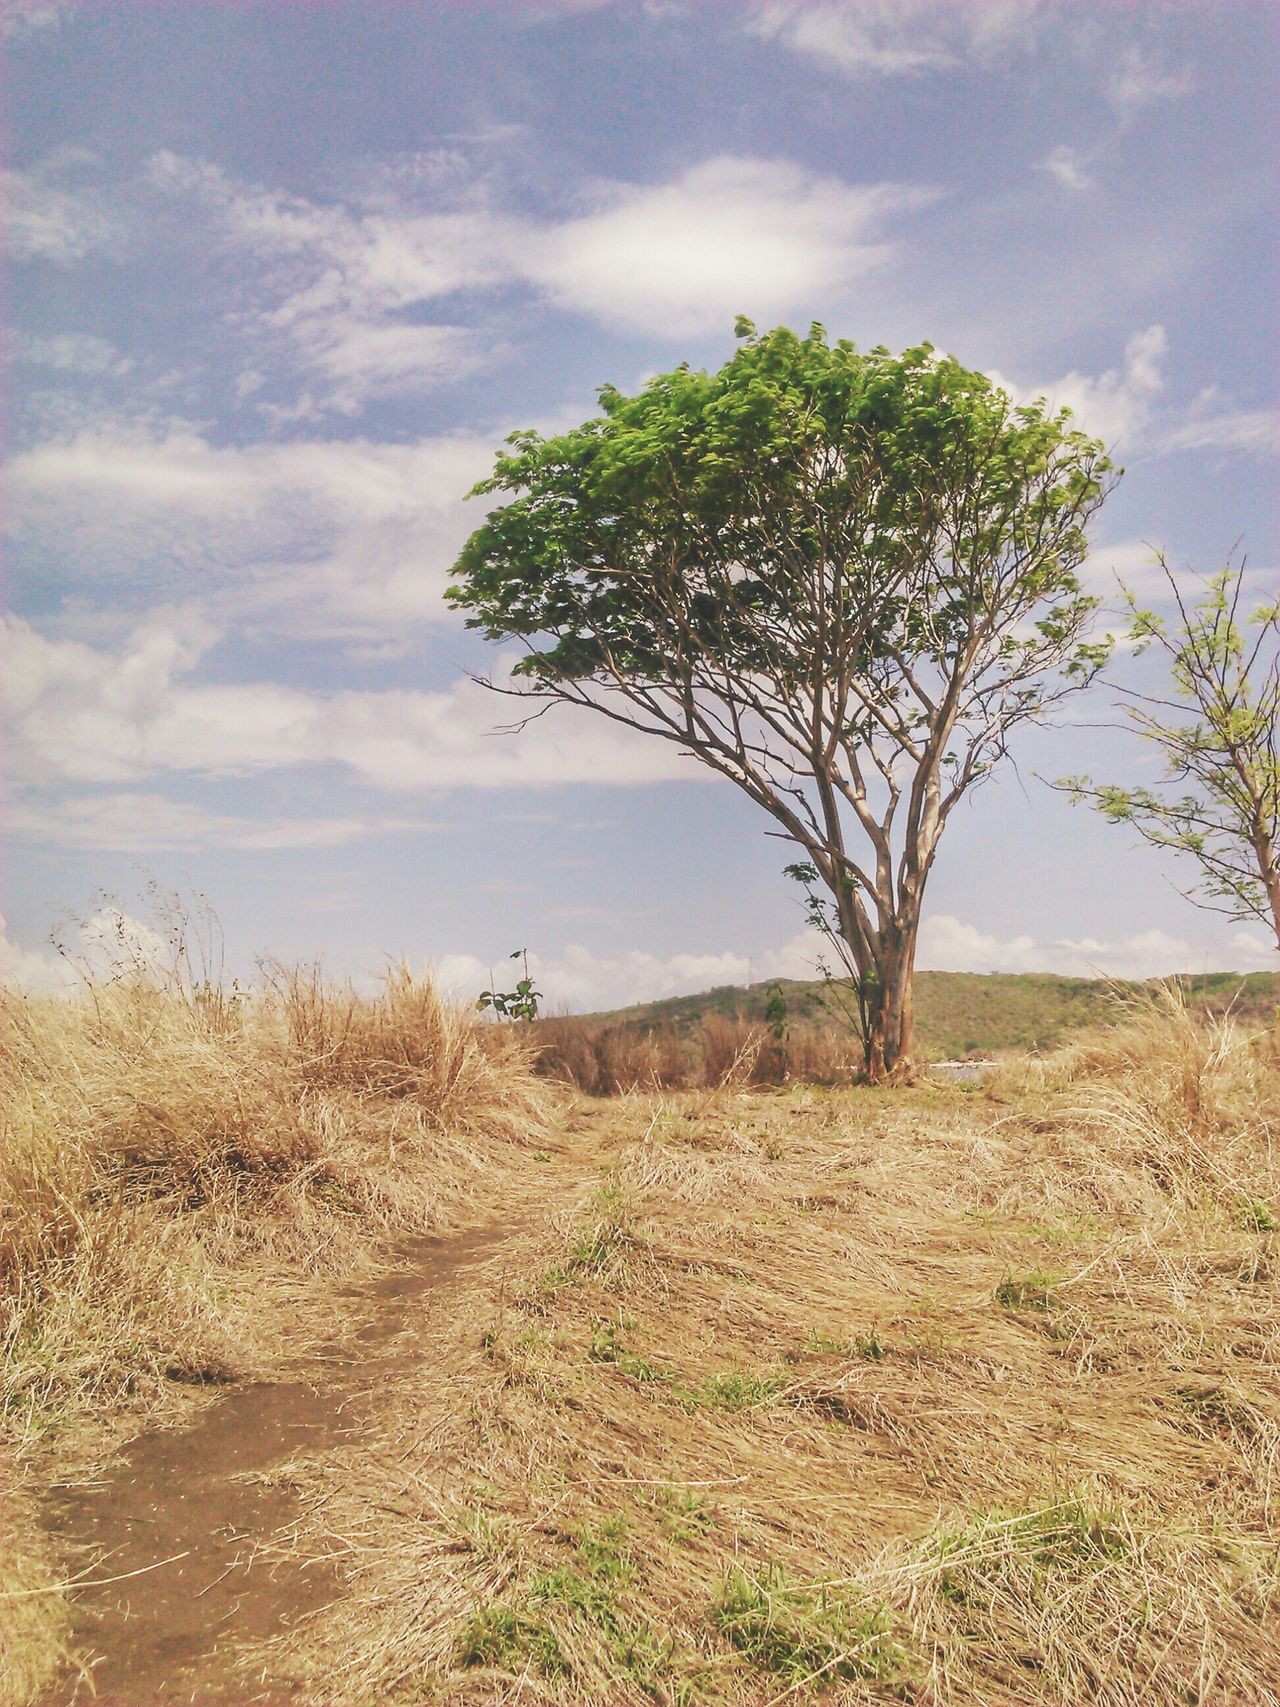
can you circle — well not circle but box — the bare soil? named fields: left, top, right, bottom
left=37, top=1225, right=514, bottom=1706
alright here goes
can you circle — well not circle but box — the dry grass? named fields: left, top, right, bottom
left=531, top=1012, right=864, bottom=1093
left=0, top=965, right=552, bottom=1700
left=260, top=995, right=1280, bottom=1704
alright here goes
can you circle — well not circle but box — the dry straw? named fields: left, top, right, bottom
left=0, top=961, right=552, bottom=1701
left=254, top=987, right=1279, bottom=1704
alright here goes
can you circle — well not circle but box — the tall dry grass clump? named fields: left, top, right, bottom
left=0, top=966, right=551, bottom=1443
left=991, top=981, right=1279, bottom=1210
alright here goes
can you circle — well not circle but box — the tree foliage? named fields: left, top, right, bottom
left=448, top=322, right=1115, bottom=1078
left=1065, top=556, right=1280, bottom=952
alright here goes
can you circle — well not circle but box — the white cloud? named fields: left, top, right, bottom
left=990, top=324, right=1167, bottom=451
left=8, top=330, right=134, bottom=376
left=11, top=147, right=935, bottom=408
left=434, top=912, right=1269, bottom=1013
left=3, top=613, right=694, bottom=793
left=1036, top=145, right=1092, bottom=193
left=5, top=418, right=501, bottom=632
left=992, top=335, right=1275, bottom=467
left=916, top=915, right=1231, bottom=979
left=1078, top=537, right=1172, bottom=603
left=139, top=150, right=932, bottom=398
left=145, top=150, right=512, bottom=410
left=0, top=1, right=72, bottom=40
left=746, top=1, right=1044, bottom=79
left=1106, top=43, right=1193, bottom=113
left=436, top=930, right=827, bottom=1013
left=1228, top=931, right=1278, bottom=971
left=1161, top=401, right=1280, bottom=458
left=917, top=915, right=1277, bottom=979
left=0, top=912, right=74, bottom=992
left=1, top=152, right=121, bottom=264
left=524, top=157, right=931, bottom=338
left=8, top=794, right=441, bottom=852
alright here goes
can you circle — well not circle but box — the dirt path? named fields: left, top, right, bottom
left=36, top=1220, right=536, bottom=1706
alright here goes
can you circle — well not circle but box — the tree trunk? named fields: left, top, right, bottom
left=1255, top=830, right=1280, bottom=953
left=861, top=915, right=919, bottom=1084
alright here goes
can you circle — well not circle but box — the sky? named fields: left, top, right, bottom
left=3, top=0, right=1278, bottom=1008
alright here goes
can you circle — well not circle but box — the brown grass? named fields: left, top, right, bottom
left=530, top=1011, right=864, bottom=1093
left=258, top=995, right=1280, bottom=1704
left=0, top=965, right=552, bottom=1701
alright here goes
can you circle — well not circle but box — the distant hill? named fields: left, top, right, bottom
left=580, top=970, right=1280, bottom=1060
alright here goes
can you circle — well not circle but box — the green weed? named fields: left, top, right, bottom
left=919, top=1499, right=1130, bottom=1608
left=458, top=1516, right=669, bottom=1687
left=713, top=1562, right=904, bottom=1683
left=805, top=1327, right=889, bottom=1361
left=458, top=1602, right=567, bottom=1677
left=589, top=1319, right=666, bottom=1383
left=651, top=1485, right=713, bottom=1544
left=1237, top=1198, right=1278, bottom=1232
left=994, top=1268, right=1059, bottom=1311
left=684, top=1368, right=784, bottom=1412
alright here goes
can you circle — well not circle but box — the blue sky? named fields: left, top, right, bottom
left=3, top=0, right=1277, bottom=1006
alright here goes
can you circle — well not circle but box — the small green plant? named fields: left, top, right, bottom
left=458, top=1602, right=567, bottom=1677
left=459, top=1517, right=661, bottom=1684
left=589, top=1319, right=666, bottom=1383
left=478, top=948, right=542, bottom=1021
left=1237, top=1198, right=1279, bottom=1232
left=805, top=1327, right=889, bottom=1361
left=783, top=861, right=880, bottom=1065
left=994, top=1268, right=1059, bottom=1311
left=920, top=1499, right=1130, bottom=1608
left=686, top=1368, right=783, bottom=1412
left=764, top=982, right=789, bottom=1042
left=652, top=1485, right=712, bottom=1544
left=714, top=1562, right=904, bottom=1683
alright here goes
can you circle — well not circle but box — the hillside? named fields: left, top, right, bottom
left=582, top=969, right=1280, bottom=1059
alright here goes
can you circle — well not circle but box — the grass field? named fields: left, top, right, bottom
left=4, top=976, right=1278, bottom=1704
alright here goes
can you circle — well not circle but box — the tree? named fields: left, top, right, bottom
left=447, top=322, right=1116, bottom=1080
left=1064, top=555, right=1280, bottom=952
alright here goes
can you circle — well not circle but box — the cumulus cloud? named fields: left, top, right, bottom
left=989, top=324, right=1167, bottom=451
left=745, top=1, right=1044, bottom=79
left=0, top=913, right=74, bottom=992
left=990, top=334, right=1275, bottom=466
left=523, top=157, right=932, bottom=338
left=916, top=914, right=1219, bottom=979
left=3, top=613, right=695, bottom=795
left=1227, top=931, right=1279, bottom=972
left=435, top=930, right=828, bottom=1012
